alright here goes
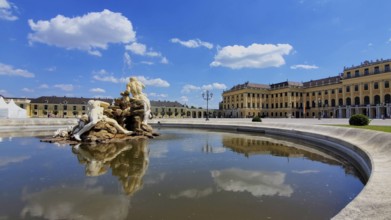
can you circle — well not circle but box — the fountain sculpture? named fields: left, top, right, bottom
left=42, top=77, right=158, bottom=144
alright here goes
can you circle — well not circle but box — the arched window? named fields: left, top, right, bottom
left=338, top=98, right=343, bottom=106
left=346, top=98, right=351, bottom=106
left=354, top=97, right=360, bottom=105
left=331, top=99, right=336, bottom=107
left=374, top=95, right=381, bottom=105
left=364, top=96, right=370, bottom=105
left=385, top=94, right=391, bottom=104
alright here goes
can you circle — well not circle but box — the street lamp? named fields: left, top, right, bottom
left=202, top=90, right=213, bottom=121
left=318, top=98, right=322, bottom=120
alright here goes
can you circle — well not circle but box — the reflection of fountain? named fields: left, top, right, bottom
left=72, top=138, right=149, bottom=196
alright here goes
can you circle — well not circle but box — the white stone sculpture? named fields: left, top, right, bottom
left=73, top=100, right=132, bottom=141
left=126, top=77, right=151, bottom=125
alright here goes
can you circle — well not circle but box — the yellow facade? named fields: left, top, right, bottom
left=222, top=59, right=391, bottom=118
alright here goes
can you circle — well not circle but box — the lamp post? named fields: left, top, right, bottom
left=202, top=90, right=213, bottom=121
left=318, top=98, right=322, bottom=120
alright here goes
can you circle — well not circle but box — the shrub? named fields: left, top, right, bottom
left=349, top=114, right=370, bottom=126
left=252, top=115, right=262, bottom=122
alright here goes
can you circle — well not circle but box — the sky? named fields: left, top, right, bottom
left=1, top=0, right=391, bottom=108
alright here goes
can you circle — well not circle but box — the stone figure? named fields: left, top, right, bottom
left=73, top=100, right=132, bottom=141
left=126, top=77, right=151, bottom=125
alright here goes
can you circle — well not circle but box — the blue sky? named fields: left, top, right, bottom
left=1, top=0, right=391, bottom=108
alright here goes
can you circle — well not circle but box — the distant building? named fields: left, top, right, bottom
left=221, top=59, right=391, bottom=118
left=8, top=96, right=219, bottom=119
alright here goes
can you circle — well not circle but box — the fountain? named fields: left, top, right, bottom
left=41, top=77, right=158, bottom=144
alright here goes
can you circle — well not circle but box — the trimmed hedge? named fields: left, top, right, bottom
left=349, top=114, right=370, bottom=126
left=252, top=115, right=262, bottom=122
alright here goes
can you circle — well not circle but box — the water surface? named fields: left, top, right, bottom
left=0, top=128, right=364, bottom=220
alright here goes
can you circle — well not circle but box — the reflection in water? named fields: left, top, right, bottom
left=211, top=168, right=293, bottom=197
left=222, top=135, right=360, bottom=178
left=21, top=187, right=130, bottom=220
left=72, top=138, right=149, bottom=196
left=0, top=156, right=30, bottom=167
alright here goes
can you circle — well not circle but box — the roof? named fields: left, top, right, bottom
left=30, top=96, right=185, bottom=108
left=151, top=100, right=184, bottom=107
left=224, top=82, right=270, bottom=93
left=31, top=96, right=113, bottom=104
left=302, top=76, right=341, bottom=88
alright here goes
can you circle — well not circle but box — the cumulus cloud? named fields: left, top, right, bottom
left=38, top=84, right=49, bottom=89
left=180, top=96, right=189, bottom=103
left=21, top=187, right=130, bottom=220
left=290, top=64, right=319, bottom=70
left=28, top=9, right=135, bottom=56
left=0, top=156, right=30, bottom=167
left=123, top=52, right=132, bottom=69
left=149, top=93, right=167, bottom=98
left=171, top=38, right=213, bottom=49
left=181, top=84, right=201, bottom=93
left=210, top=43, right=293, bottom=69
left=0, top=63, right=34, bottom=78
left=22, top=88, right=34, bottom=93
left=136, top=76, right=170, bottom=87
left=170, top=188, right=213, bottom=199
left=202, top=82, right=227, bottom=91
left=211, top=168, right=293, bottom=197
left=125, top=42, right=168, bottom=64
left=90, top=88, right=105, bottom=93
left=54, top=84, right=74, bottom=91
left=181, top=83, right=226, bottom=94
left=292, top=170, right=320, bottom=174
left=92, top=71, right=170, bottom=88
left=0, top=0, right=18, bottom=21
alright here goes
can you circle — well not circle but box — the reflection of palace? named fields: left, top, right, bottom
left=222, top=135, right=359, bottom=177
left=72, top=139, right=149, bottom=196
left=222, top=59, right=391, bottom=118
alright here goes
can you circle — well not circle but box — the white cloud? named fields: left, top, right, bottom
left=45, top=66, right=56, bottom=72
left=21, top=187, right=130, bottom=220
left=123, top=52, right=132, bottom=69
left=171, top=38, right=213, bottom=49
left=149, top=93, right=168, bottom=98
left=170, top=188, right=213, bottom=199
left=125, top=42, right=163, bottom=57
left=0, top=89, right=9, bottom=96
left=211, top=168, right=293, bottom=197
left=136, top=76, right=170, bottom=87
left=0, top=156, right=30, bottom=167
left=210, top=43, right=293, bottom=69
left=292, top=170, right=320, bottom=174
left=160, top=57, right=169, bottom=64
left=141, top=61, right=154, bottom=65
left=290, top=64, right=319, bottom=70
left=38, top=84, right=49, bottom=89
left=28, top=9, right=135, bottom=56
left=54, top=84, right=74, bottom=91
left=0, top=0, right=18, bottom=21
left=90, top=88, right=105, bottom=93
left=22, top=88, right=34, bottom=93
left=0, top=63, right=35, bottom=78
left=181, top=84, right=201, bottom=94
left=126, top=42, right=146, bottom=55
left=202, top=82, right=227, bottom=91
left=93, top=75, right=120, bottom=83
left=180, top=96, right=189, bottom=103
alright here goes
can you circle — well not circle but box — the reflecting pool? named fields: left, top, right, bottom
left=0, top=128, right=364, bottom=220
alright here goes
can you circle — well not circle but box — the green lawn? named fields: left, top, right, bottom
left=331, top=125, right=391, bottom=133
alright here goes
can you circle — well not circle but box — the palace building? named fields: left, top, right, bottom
left=221, top=59, right=391, bottom=119
left=2, top=96, right=219, bottom=119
